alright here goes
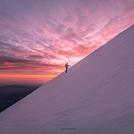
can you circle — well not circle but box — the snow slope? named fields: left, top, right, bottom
left=0, top=25, right=134, bottom=134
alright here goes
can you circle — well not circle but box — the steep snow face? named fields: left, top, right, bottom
left=0, top=25, right=134, bottom=134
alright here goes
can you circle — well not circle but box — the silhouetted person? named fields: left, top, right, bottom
left=65, top=62, right=70, bottom=73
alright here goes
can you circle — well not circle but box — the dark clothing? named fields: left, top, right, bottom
left=65, top=63, right=69, bottom=73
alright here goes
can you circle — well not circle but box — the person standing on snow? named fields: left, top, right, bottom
left=65, top=62, right=70, bottom=73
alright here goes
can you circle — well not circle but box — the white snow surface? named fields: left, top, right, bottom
left=0, top=25, right=134, bottom=134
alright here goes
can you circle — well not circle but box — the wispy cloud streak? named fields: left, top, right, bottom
left=0, top=0, right=133, bottom=84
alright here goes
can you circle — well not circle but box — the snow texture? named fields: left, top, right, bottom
left=0, top=25, right=134, bottom=134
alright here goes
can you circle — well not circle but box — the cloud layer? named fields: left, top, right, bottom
left=0, top=0, right=133, bottom=84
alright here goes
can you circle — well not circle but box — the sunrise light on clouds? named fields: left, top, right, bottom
left=0, top=0, right=134, bottom=85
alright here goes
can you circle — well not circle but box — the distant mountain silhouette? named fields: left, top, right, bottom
left=0, top=85, right=40, bottom=112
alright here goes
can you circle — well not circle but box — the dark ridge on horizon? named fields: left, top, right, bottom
left=0, top=84, right=41, bottom=112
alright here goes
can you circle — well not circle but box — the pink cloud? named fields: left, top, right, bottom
left=0, top=0, right=133, bottom=84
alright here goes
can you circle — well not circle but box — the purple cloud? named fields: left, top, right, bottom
left=0, top=0, right=133, bottom=77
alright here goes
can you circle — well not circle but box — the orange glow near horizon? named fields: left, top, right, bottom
left=0, top=0, right=133, bottom=85
left=0, top=73, right=58, bottom=85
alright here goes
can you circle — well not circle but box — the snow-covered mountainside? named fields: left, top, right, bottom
left=0, top=25, right=134, bottom=134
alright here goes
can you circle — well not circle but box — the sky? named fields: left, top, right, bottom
left=0, top=0, right=134, bottom=85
